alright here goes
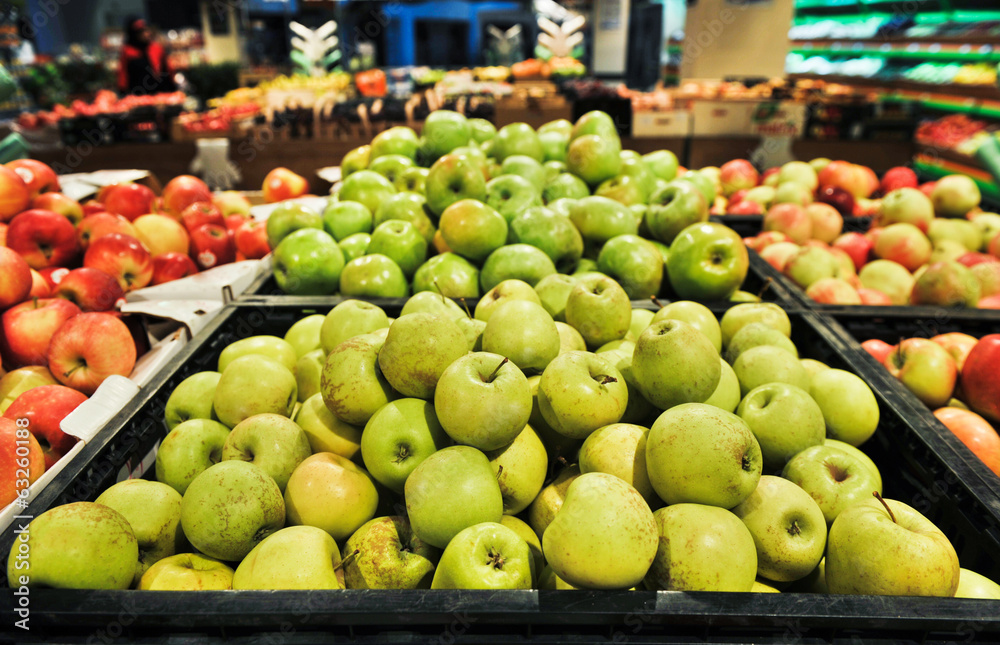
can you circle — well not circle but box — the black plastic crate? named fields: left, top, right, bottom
left=711, top=215, right=872, bottom=240
left=3, top=300, right=1000, bottom=641
left=240, top=250, right=802, bottom=309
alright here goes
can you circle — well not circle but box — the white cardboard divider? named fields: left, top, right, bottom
left=126, top=259, right=268, bottom=304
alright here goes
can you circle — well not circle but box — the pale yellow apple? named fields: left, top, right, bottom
left=138, top=553, right=234, bottom=590
left=284, top=452, right=379, bottom=542
left=133, top=214, right=191, bottom=257
left=294, top=394, right=362, bottom=459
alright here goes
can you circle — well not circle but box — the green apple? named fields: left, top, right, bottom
left=809, top=368, right=880, bottom=447
left=826, top=496, right=960, bottom=596
left=731, top=475, right=826, bottom=582
left=537, top=351, right=628, bottom=439
left=800, top=358, right=830, bottom=382
left=544, top=160, right=568, bottom=181
left=421, top=109, right=471, bottom=159
left=342, top=516, right=439, bottom=589
left=284, top=451, right=379, bottom=542
left=782, top=443, right=883, bottom=525
left=339, top=170, right=397, bottom=215
left=367, top=220, right=427, bottom=278
left=508, top=206, right=584, bottom=273
left=7, top=502, right=137, bottom=590
left=595, top=174, right=647, bottom=207
left=265, top=202, right=323, bottom=249
left=369, top=154, right=416, bottom=187
left=645, top=180, right=709, bottom=244
left=425, top=152, right=487, bottom=215
left=398, top=166, right=428, bottom=194
left=704, top=358, right=741, bottom=413
left=547, top=196, right=578, bottom=217
left=570, top=111, right=620, bottom=142
left=956, top=569, right=1000, bottom=600
left=341, top=145, right=370, bottom=177
left=567, top=134, right=621, bottom=187
left=486, top=424, right=548, bottom=514
left=499, top=515, right=543, bottom=583
left=221, top=413, right=312, bottom=492
left=778, top=160, right=818, bottom=191
left=431, top=522, right=532, bottom=589
left=500, top=154, right=546, bottom=191
left=737, top=383, right=825, bottom=470
left=632, top=319, right=721, bottom=410
left=412, top=252, right=481, bottom=299
left=596, top=235, right=663, bottom=299
left=95, top=479, right=185, bottom=585
left=469, top=118, right=497, bottom=143
left=370, top=126, right=420, bottom=160
left=405, top=445, right=504, bottom=549
left=372, top=191, right=435, bottom=243
left=928, top=217, right=982, bottom=251
left=733, top=345, right=810, bottom=398
left=482, top=299, right=559, bottom=372
left=628, top=307, right=654, bottom=340
left=180, top=460, right=285, bottom=561
left=492, top=122, right=543, bottom=162
left=579, top=422, right=656, bottom=504
left=320, top=331, right=396, bottom=426
left=295, top=393, right=361, bottom=459
left=539, top=130, right=569, bottom=163
left=233, top=525, right=344, bottom=590
left=596, top=343, right=657, bottom=425
left=322, top=200, right=372, bottom=242
left=213, top=355, right=297, bottom=428
left=644, top=503, right=757, bottom=591
left=667, top=222, right=749, bottom=300
left=339, top=254, right=409, bottom=298
left=485, top=174, right=542, bottom=223
left=284, top=314, right=324, bottom=358
left=651, top=301, right=722, bottom=353
left=320, top=299, right=390, bottom=354
left=543, top=173, right=590, bottom=203
left=784, top=246, right=840, bottom=289
left=339, top=232, right=370, bottom=261
left=218, top=335, right=297, bottom=374
left=400, top=291, right=466, bottom=321
left=726, top=322, right=799, bottom=364
left=539, top=118, right=572, bottom=137
left=543, top=472, right=657, bottom=589
left=155, top=418, right=231, bottom=494
left=556, top=321, right=587, bottom=354
left=480, top=244, right=556, bottom=292
left=720, top=302, right=792, bottom=348
left=534, top=273, right=576, bottom=321
left=678, top=171, right=717, bottom=206
left=564, top=273, right=631, bottom=348
left=438, top=198, right=508, bottom=262
left=362, top=398, right=450, bottom=494
left=378, top=313, right=467, bottom=399
left=434, top=352, right=532, bottom=451
left=138, top=553, right=234, bottom=590
left=164, top=371, right=220, bottom=430
left=474, top=278, right=542, bottom=322
left=646, top=403, right=762, bottom=507
left=643, top=150, right=679, bottom=182
left=773, top=181, right=813, bottom=207
left=569, top=195, right=639, bottom=246
left=273, top=228, right=345, bottom=296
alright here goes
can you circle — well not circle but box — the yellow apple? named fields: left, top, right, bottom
left=133, top=214, right=191, bottom=257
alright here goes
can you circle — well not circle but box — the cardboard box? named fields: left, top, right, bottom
left=690, top=99, right=756, bottom=136
left=749, top=102, right=807, bottom=139
left=632, top=110, right=692, bottom=138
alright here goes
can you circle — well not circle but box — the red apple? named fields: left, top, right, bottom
left=805, top=202, right=843, bottom=244
left=46, top=312, right=137, bottom=396
left=979, top=294, right=1000, bottom=309
left=101, top=183, right=156, bottom=222
left=1, top=297, right=81, bottom=367
left=0, top=417, right=45, bottom=507
left=262, top=167, right=309, bottom=203
left=39, top=267, right=70, bottom=291
left=832, top=232, right=872, bottom=271
left=213, top=191, right=253, bottom=217
left=933, top=407, right=1000, bottom=476
left=0, top=246, right=31, bottom=310
left=0, top=164, right=33, bottom=222
left=81, top=201, right=107, bottom=217
left=819, top=161, right=872, bottom=199
left=884, top=338, right=958, bottom=408
left=132, top=214, right=190, bottom=257
left=83, top=233, right=153, bottom=292
left=5, top=209, right=79, bottom=269
left=6, top=159, right=59, bottom=199
left=816, top=185, right=856, bottom=218
left=919, top=181, right=937, bottom=199
left=189, top=223, right=236, bottom=270
left=225, top=213, right=250, bottom=233
left=857, top=287, right=892, bottom=305
left=234, top=219, right=270, bottom=259
left=3, top=384, right=87, bottom=467
left=31, top=193, right=84, bottom=226
left=957, top=252, right=998, bottom=267
left=931, top=332, right=978, bottom=372
left=880, top=167, right=918, bottom=194
left=858, top=166, right=879, bottom=199
left=729, top=189, right=749, bottom=205
left=180, top=201, right=225, bottom=232
left=805, top=277, right=862, bottom=304
left=719, top=159, right=759, bottom=197
left=960, top=335, right=1000, bottom=422
left=54, top=267, right=126, bottom=312
left=862, top=339, right=895, bottom=364
left=760, top=167, right=780, bottom=186
left=0, top=222, right=6, bottom=246
left=729, top=200, right=764, bottom=215
left=161, top=175, right=212, bottom=218
left=27, top=269, right=50, bottom=299
left=77, top=212, right=139, bottom=250
left=151, top=252, right=199, bottom=285
left=873, top=223, right=932, bottom=272
left=988, top=233, right=1000, bottom=259
left=763, top=203, right=811, bottom=244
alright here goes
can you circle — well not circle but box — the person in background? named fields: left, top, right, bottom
left=117, top=16, right=177, bottom=95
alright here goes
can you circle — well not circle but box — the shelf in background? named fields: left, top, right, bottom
left=788, top=73, right=1000, bottom=101
left=791, top=41, right=999, bottom=61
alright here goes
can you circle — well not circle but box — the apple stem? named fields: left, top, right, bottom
left=757, top=278, right=773, bottom=300
left=487, top=357, right=508, bottom=383
left=459, top=297, right=472, bottom=319
left=63, top=364, right=84, bottom=379
left=335, top=549, right=360, bottom=571
left=872, top=491, right=896, bottom=524
left=650, top=296, right=664, bottom=309
left=433, top=279, right=445, bottom=302
left=597, top=375, right=618, bottom=385
left=496, top=464, right=503, bottom=479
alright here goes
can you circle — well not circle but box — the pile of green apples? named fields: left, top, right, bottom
left=9, top=274, right=1000, bottom=599
left=268, top=109, right=750, bottom=302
